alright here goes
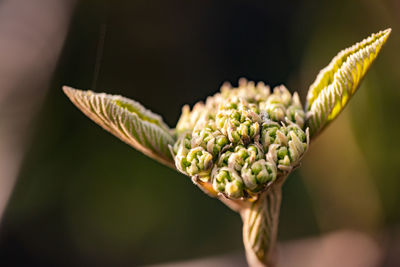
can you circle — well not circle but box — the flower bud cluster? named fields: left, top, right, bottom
left=173, top=79, right=309, bottom=199
left=174, top=132, right=215, bottom=181
left=259, top=85, right=305, bottom=128
left=261, top=121, right=308, bottom=172
left=212, top=144, right=277, bottom=198
left=216, top=98, right=260, bottom=144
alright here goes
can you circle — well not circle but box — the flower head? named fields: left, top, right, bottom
left=173, top=79, right=309, bottom=199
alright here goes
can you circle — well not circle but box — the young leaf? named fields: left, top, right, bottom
left=63, top=86, right=176, bottom=168
left=305, top=28, right=391, bottom=137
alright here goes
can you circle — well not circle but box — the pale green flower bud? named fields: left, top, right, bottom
left=260, top=86, right=291, bottom=122
left=186, top=147, right=214, bottom=181
left=286, top=92, right=305, bottom=128
left=174, top=133, right=214, bottom=182
left=286, top=124, right=307, bottom=162
left=241, top=159, right=277, bottom=192
left=217, top=144, right=263, bottom=169
left=174, top=133, right=191, bottom=171
left=265, top=123, right=309, bottom=172
left=260, top=121, right=280, bottom=151
left=221, top=78, right=271, bottom=104
left=176, top=102, right=208, bottom=134
left=211, top=143, right=271, bottom=198
left=216, top=98, right=261, bottom=144
left=258, top=86, right=306, bottom=127
left=212, top=167, right=244, bottom=198
left=191, top=125, right=229, bottom=157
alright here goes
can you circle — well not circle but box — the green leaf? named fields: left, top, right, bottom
left=306, top=28, right=391, bottom=137
left=63, top=86, right=176, bottom=168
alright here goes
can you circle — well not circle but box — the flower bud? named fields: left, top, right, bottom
left=265, top=123, right=309, bottom=172
left=212, top=167, right=244, bottom=198
left=286, top=92, right=305, bottom=128
left=258, top=85, right=306, bottom=126
left=174, top=133, right=214, bottom=182
left=216, top=98, right=261, bottom=145
left=241, top=159, right=277, bottom=192
left=191, top=125, right=229, bottom=157
left=260, top=121, right=280, bottom=150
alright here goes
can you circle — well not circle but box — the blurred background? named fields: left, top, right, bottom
left=0, top=0, right=399, bottom=266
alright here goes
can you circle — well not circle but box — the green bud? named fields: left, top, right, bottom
left=216, top=97, right=261, bottom=145
left=217, top=135, right=229, bottom=146
left=226, top=179, right=243, bottom=198
left=266, top=103, right=286, bottom=121
left=174, top=133, right=192, bottom=172
left=286, top=92, right=305, bottom=128
left=241, top=166, right=257, bottom=190
left=228, top=150, right=245, bottom=171
left=279, top=155, right=291, bottom=166
left=192, top=125, right=228, bottom=157
left=265, top=123, right=309, bottom=172
left=286, top=105, right=305, bottom=129
left=173, top=133, right=215, bottom=182
left=260, top=121, right=279, bottom=150
left=277, top=147, right=288, bottom=160
left=241, top=159, right=277, bottom=193
left=216, top=150, right=230, bottom=166
left=212, top=167, right=244, bottom=199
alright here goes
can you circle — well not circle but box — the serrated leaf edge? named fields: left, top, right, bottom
left=305, top=28, right=391, bottom=136
left=63, top=86, right=176, bottom=168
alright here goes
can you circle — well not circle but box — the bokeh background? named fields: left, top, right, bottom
left=0, top=0, right=399, bottom=266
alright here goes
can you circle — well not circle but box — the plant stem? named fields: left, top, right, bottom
left=240, top=183, right=283, bottom=267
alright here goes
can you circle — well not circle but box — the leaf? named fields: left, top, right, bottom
left=305, top=28, right=391, bottom=137
left=63, top=86, right=176, bottom=168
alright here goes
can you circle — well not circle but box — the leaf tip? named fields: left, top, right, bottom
left=62, top=85, right=79, bottom=99
left=380, top=28, right=391, bottom=44
left=62, top=85, right=73, bottom=92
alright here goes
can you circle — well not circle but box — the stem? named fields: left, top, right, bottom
left=240, top=183, right=283, bottom=267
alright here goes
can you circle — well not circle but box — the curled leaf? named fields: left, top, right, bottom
left=306, top=28, right=391, bottom=137
left=63, top=86, right=175, bottom=168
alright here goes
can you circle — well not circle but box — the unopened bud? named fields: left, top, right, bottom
left=212, top=167, right=244, bottom=198
left=173, top=79, right=309, bottom=199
